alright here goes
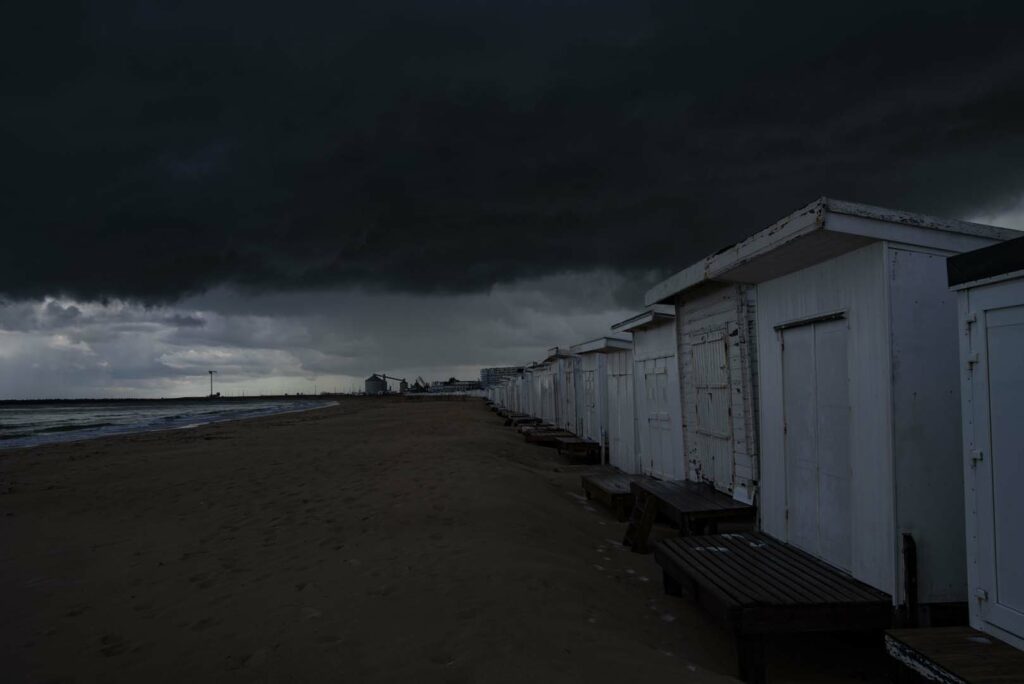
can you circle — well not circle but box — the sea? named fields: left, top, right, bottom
left=0, top=398, right=336, bottom=450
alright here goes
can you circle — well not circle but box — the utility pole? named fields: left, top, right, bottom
left=208, top=370, right=217, bottom=397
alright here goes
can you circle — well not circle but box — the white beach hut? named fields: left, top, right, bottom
left=605, top=336, right=637, bottom=473
left=570, top=337, right=633, bottom=459
left=612, top=306, right=685, bottom=481
left=543, top=347, right=579, bottom=434
left=560, top=350, right=581, bottom=435
left=512, top=372, right=527, bottom=415
left=646, top=197, right=1016, bottom=614
left=949, top=236, right=1024, bottom=649
left=646, top=279, right=760, bottom=502
left=529, top=359, right=559, bottom=426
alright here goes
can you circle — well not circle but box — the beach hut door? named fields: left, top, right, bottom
left=643, top=358, right=674, bottom=479
left=690, top=331, right=734, bottom=490
left=582, top=369, right=597, bottom=441
left=969, top=298, right=1024, bottom=638
left=781, top=318, right=852, bottom=572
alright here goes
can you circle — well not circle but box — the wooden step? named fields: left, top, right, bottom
left=581, top=471, right=642, bottom=521
left=622, top=489, right=658, bottom=553
left=886, top=626, right=1024, bottom=684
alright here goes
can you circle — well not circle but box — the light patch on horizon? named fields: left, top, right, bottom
left=0, top=271, right=641, bottom=399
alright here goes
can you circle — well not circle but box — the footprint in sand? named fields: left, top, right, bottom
left=98, top=634, right=128, bottom=657
left=191, top=617, right=218, bottom=631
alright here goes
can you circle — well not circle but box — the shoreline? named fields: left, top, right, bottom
left=0, top=399, right=339, bottom=453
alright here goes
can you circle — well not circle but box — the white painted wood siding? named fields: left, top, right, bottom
left=889, top=246, right=967, bottom=606
left=676, top=283, right=759, bottom=498
left=959, top=271, right=1024, bottom=648
left=578, top=353, right=608, bottom=449
left=606, top=348, right=637, bottom=473
left=556, top=356, right=581, bottom=434
left=756, top=242, right=894, bottom=596
left=633, top=320, right=685, bottom=480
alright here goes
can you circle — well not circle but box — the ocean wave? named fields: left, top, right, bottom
left=37, top=422, right=116, bottom=434
left=0, top=400, right=337, bottom=450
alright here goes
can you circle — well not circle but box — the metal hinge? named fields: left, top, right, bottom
left=970, top=450, right=984, bottom=467
left=975, top=588, right=989, bottom=602
left=964, top=312, right=977, bottom=333
left=967, top=352, right=979, bottom=369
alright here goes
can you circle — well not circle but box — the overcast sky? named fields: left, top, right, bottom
left=2, top=1, right=1023, bottom=398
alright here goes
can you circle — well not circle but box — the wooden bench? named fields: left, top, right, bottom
left=623, top=479, right=755, bottom=552
left=581, top=471, right=642, bottom=520
left=508, top=415, right=543, bottom=427
left=517, top=423, right=554, bottom=434
left=656, top=532, right=892, bottom=683
left=523, top=428, right=575, bottom=446
left=553, top=436, right=600, bottom=464
left=885, top=626, right=1024, bottom=683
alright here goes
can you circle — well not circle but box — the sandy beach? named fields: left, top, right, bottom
left=0, top=398, right=887, bottom=682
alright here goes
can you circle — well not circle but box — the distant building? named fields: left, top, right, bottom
left=428, top=378, right=483, bottom=393
left=364, top=374, right=388, bottom=395
left=480, top=366, right=524, bottom=388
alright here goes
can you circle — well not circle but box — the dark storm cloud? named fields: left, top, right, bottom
left=3, top=1, right=1023, bottom=302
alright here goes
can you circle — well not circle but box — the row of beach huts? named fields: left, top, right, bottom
left=485, top=198, right=1024, bottom=682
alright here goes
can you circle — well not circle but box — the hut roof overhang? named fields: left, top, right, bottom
left=543, top=346, right=577, bottom=362
left=611, top=305, right=675, bottom=333
left=948, top=234, right=1024, bottom=290
left=570, top=336, right=632, bottom=355
left=645, top=197, right=1018, bottom=306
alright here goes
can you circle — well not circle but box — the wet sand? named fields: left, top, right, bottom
left=0, top=398, right=887, bottom=682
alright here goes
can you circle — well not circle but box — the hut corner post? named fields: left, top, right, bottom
left=900, top=532, right=919, bottom=628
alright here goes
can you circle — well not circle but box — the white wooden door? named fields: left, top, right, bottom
left=970, top=296, right=1024, bottom=639
left=581, top=368, right=597, bottom=442
left=640, top=357, right=676, bottom=479
left=690, top=331, right=734, bottom=489
left=561, top=361, right=579, bottom=434
left=607, top=358, right=637, bottom=473
left=782, top=318, right=852, bottom=572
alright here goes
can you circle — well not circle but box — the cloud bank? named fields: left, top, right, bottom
left=2, top=1, right=1023, bottom=303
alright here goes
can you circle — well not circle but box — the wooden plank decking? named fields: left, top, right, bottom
left=624, top=479, right=755, bottom=551
left=656, top=532, right=892, bottom=682
left=508, top=415, right=542, bottom=427
left=554, top=436, right=600, bottom=464
left=581, top=471, right=642, bottom=520
left=523, top=428, right=575, bottom=446
left=517, top=424, right=556, bottom=435
left=885, top=626, right=1024, bottom=683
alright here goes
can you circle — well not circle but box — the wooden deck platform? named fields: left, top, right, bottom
left=523, top=428, right=575, bottom=446
left=581, top=471, right=643, bottom=520
left=554, top=436, right=600, bottom=464
left=656, top=532, right=892, bottom=683
left=886, top=626, right=1024, bottom=683
left=516, top=424, right=554, bottom=437
left=508, top=415, right=542, bottom=427
left=623, top=479, right=755, bottom=552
